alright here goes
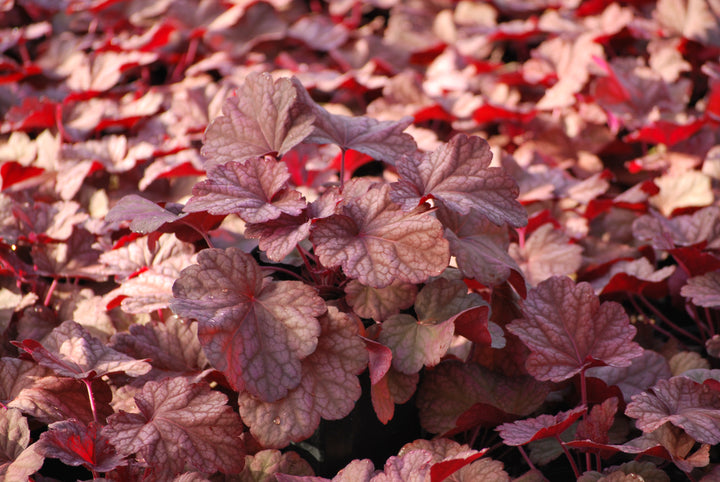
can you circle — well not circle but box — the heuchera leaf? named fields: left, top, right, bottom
left=379, top=278, right=491, bottom=374
left=575, top=397, right=619, bottom=444
left=239, top=449, right=315, bottom=481
left=171, top=247, right=325, bottom=402
left=390, top=134, right=526, bottom=228
left=200, top=73, right=315, bottom=169
left=105, top=194, right=182, bottom=234
left=37, top=419, right=124, bottom=472
left=294, top=83, right=417, bottom=163
left=345, top=280, right=418, bottom=322
left=0, top=407, right=45, bottom=480
left=183, top=156, right=307, bottom=223
left=311, top=182, right=450, bottom=288
left=372, top=450, right=433, bottom=482
left=398, top=439, right=503, bottom=482
left=496, top=405, right=587, bottom=446
left=237, top=307, right=367, bottom=448
left=681, top=271, right=720, bottom=307
left=625, top=376, right=720, bottom=444
left=587, top=349, right=672, bottom=403
left=102, top=377, right=245, bottom=477
left=509, top=223, right=583, bottom=287
left=507, top=276, right=643, bottom=382
left=417, top=360, right=549, bottom=435
left=12, top=320, right=151, bottom=379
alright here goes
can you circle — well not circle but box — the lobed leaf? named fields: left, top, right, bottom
left=171, top=247, right=325, bottom=402
left=508, top=276, right=643, bottom=382
left=37, top=419, right=124, bottom=472
left=201, top=73, right=315, bottom=169
left=238, top=307, right=367, bottom=448
left=390, top=134, right=526, bottom=227
left=681, top=271, right=720, bottom=307
left=311, top=182, right=449, bottom=288
left=496, top=406, right=587, bottom=446
left=184, top=157, right=306, bottom=223
left=0, top=407, right=44, bottom=480
left=103, top=377, right=245, bottom=477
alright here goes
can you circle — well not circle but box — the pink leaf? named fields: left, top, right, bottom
left=496, top=405, right=587, bottom=446
left=625, top=376, right=720, bottom=444
left=103, top=377, right=245, bottom=477
left=171, top=247, right=325, bottom=402
left=681, top=271, right=720, bottom=307
left=200, top=73, right=314, bottom=169
left=390, top=134, right=526, bottom=227
left=105, top=194, right=183, bottom=234
left=575, top=397, right=619, bottom=444
left=183, top=157, right=307, bottom=223
left=37, top=419, right=123, bottom=472
left=508, top=276, right=643, bottom=382
left=0, top=408, right=45, bottom=481
left=311, top=182, right=449, bottom=288
left=345, top=280, right=418, bottom=322
left=241, top=449, right=315, bottom=481
left=12, top=320, right=151, bottom=379
left=509, top=223, right=582, bottom=286
left=238, top=307, right=367, bottom=448
left=587, top=349, right=672, bottom=403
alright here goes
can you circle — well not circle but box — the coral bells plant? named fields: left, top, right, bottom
left=5, top=1, right=720, bottom=480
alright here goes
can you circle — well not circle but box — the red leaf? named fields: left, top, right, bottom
left=201, top=73, right=315, bottom=170
left=508, top=276, right=643, bottom=382
left=103, top=378, right=245, bottom=477
left=496, top=405, right=587, bottom=446
left=37, top=420, right=123, bottom=472
left=184, top=157, right=307, bottom=223
left=1, top=162, right=44, bottom=190
left=430, top=451, right=487, bottom=482
left=391, top=134, right=526, bottom=227
left=171, top=247, right=325, bottom=402
left=311, top=182, right=449, bottom=288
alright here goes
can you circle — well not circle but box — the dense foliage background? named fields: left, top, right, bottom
left=2, top=0, right=720, bottom=480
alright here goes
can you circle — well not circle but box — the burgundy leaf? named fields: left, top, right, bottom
left=575, top=397, right=619, bottom=444
left=507, top=276, right=643, bottom=382
left=681, top=271, right=720, bottom=307
left=587, top=349, right=672, bottom=403
left=496, top=405, right=587, bottom=446
left=417, top=360, right=549, bottom=435
left=12, top=320, right=151, bottom=379
left=0, top=407, right=44, bottom=481
left=37, top=419, right=124, bottom=472
left=110, top=316, right=208, bottom=373
left=294, top=84, right=417, bottom=163
left=595, top=258, right=675, bottom=297
left=237, top=307, right=367, bottom=448
left=345, top=280, right=418, bottom=322
left=390, top=134, right=526, bottom=227
left=9, top=377, right=113, bottom=425
left=0, top=358, right=51, bottom=405
left=372, top=450, right=433, bottom=482
left=183, top=157, right=306, bottom=223
left=437, top=206, right=523, bottom=289
left=105, top=194, right=182, bottom=234
left=625, top=376, right=720, bottom=444
left=244, top=212, right=312, bottom=262
left=200, top=73, right=314, bottom=169
left=171, top=247, right=325, bottom=402
left=311, top=182, right=449, bottom=288
left=509, top=223, right=582, bottom=287
left=103, top=377, right=245, bottom=477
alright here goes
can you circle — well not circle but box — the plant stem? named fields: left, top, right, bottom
left=634, top=295, right=702, bottom=343
left=517, top=446, right=538, bottom=473
left=556, top=435, right=580, bottom=479
left=44, top=277, right=58, bottom=307
left=83, top=379, right=98, bottom=423
left=579, top=369, right=591, bottom=472
left=339, top=148, right=346, bottom=191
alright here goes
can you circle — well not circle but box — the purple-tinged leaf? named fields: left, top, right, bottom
left=277, top=458, right=376, bottom=482
left=105, top=194, right=182, bottom=234
left=586, top=349, right=672, bottom=403
left=0, top=358, right=51, bottom=405
left=575, top=397, right=619, bottom=444
left=437, top=206, right=523, bottom=289
left=37, top=419, right=124, bottom=472
left=594, top=257, right=675, bottom=297
left=294, top=84, right=416, bottom=163
left=244, top=213, right=312, bottom=262
left=184, top=157, right=306, bottom=223
left=171, top=247, right=324, bottom=402
left=311, top=182, right=449, bottom=288
left=201, top=73, right=315, bottom=169
left=9, top=377, right=113, bottom=425
left=12, top=320, right=151, bottom=379
left=417, top=360, right=549, bottom=435
left=632, top=206, right=720, bottom=250
left=390, top=134, right=526, bottom=227
left=371, top=450, right=433, bottom=482
left=625, top=376, right=720, bottom=444
left=345, top=280, right=417, bottom=322
left=496, top=406, right=587, bottom=446
left=509, top=224, right=582, bottom=287
left=681, top=271, right=720, bottom=307
left=110, top=316, right=208, bottom=374
left=398, top=439, right=504, bottom=482
left=508, top=276, right=643, bottom=382
left=0, top=407, right=44, bottom=481
left=103, top=378, right=245, bottom=477
left=238, top=307, right=367, bottom=448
